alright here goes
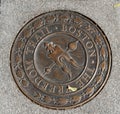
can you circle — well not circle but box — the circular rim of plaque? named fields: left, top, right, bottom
left=10, top=10, right=112, bottom=110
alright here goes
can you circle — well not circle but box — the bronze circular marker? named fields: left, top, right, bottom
left=10, top=10, right=112, bottom=110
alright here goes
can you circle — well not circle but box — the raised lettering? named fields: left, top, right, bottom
left=25, top=60, right=34, bottom=71
left=69, top=26, right=76, bottom=34
left=82, top=34, right=89, bottom=41
left=76, top=79, right=85, bottom=88
left=89, top=49, right=96, bottom=57
left=29, top=70, right=37, bottom=78
left=86, top=67, right=94, bottom=74
left=76, top=30, right=82, bottom=37
left=58, top=86, right=64, bottom=94
left=25, top=46, right=34, bottom=55
left=45, top=27, right=51, bottom=34
left=62, top=24, right=68, bottom=32
left=81, top=72, right=91, bottom=84
left=34, top=76, right=42, bottom=86
left=86, top=41, right=93, bottom=49
left=28, top=40, right=36, bottom=48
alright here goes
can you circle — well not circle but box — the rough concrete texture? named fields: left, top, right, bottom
left=0, top=0, right=120, bottom=114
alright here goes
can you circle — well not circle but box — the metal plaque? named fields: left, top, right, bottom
left=10, top=10, right=112, bottom=109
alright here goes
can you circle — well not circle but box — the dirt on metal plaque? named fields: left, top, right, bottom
left=10, top=10, right=112, bottom=109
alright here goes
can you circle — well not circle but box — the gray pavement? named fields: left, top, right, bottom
left=0, top=0, right=120, bottom=114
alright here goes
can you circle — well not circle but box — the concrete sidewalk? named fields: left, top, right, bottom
left=0, top=0, right=120, bottom=114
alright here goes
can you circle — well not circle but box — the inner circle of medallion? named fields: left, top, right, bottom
left=23, top=23, right=98, bottom=95
left=34, top=32, right=87, bottom=84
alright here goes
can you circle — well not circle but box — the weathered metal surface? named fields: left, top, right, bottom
left=10, top=10, right=112, bottom=109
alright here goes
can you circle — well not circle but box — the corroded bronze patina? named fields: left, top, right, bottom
left=10, top=10, right=112, bottom=109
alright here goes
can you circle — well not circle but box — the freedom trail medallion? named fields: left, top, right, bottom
left=10, top=10, right=112, bottom=109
